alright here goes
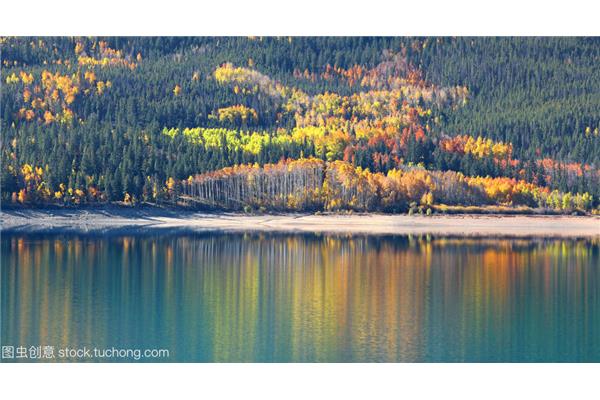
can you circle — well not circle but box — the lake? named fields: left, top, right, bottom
left=1, top=231, right=599, bottom=362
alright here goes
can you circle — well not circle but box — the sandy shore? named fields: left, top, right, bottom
left=1, top=207, right=599, bottom=237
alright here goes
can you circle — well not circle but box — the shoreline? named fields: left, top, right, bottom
left=1, top=207, right=599, bottom=237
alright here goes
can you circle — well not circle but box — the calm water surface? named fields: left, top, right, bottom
left=1, top=232, right=599, bottom=362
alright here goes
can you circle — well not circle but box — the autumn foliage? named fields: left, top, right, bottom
left=2, top=38, right=598, bottom=214
left=181, top=158, right=594, bottom=213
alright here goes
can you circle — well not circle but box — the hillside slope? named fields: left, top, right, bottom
left=1, top=37, right=599, bottom=212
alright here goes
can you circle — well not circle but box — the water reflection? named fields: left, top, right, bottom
left=2, top=233, right=599, bottom=362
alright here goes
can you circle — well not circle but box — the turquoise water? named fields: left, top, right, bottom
left=1, top=232, right=599, bottom=362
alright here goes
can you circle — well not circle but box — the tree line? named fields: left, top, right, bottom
left=181, top=158, right=594, bottom=213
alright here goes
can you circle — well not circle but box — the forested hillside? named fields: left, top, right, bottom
left=1, top=37, right=599, bottom=213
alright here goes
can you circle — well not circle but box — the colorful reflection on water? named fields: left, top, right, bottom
left=2, top=232, right=599, bottom=362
